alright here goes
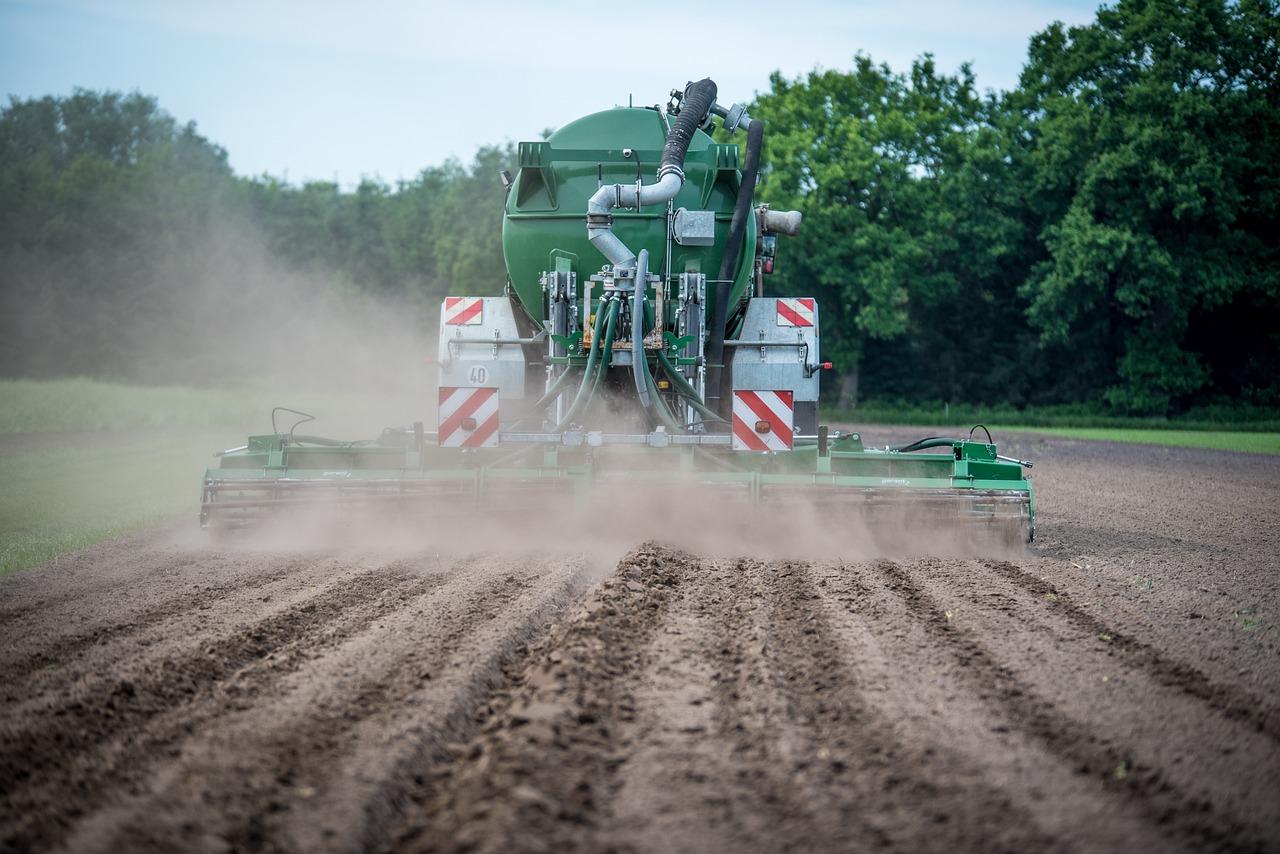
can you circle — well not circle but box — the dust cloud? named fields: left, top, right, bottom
left=1, top=215, right=440, bottom=436
left=10, top=215, right=1025, bottom=564
left=187, top=472, right=1026, bottom=570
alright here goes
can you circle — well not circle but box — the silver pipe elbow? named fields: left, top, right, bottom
left=587, top=172, right=683, bottom=267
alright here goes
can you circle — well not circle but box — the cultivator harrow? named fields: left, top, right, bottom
left=203, top=425, right=1032, bottom=541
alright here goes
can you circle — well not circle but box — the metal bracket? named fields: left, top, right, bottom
left=499, top=430, right=733, bottom=447
left=445, top=330, right=547, bottom=361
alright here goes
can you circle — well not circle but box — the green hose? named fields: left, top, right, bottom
left=591, top=299, right=620, bottom=395
left=505, top=365, right=582, bottom=428
left=557, top=298, right=618, bottom=430
left=644, top=359, right=683, bottom=432
left=535, top=364, right=579, bottom=409
left=656, top=350, right=725, bottom=423
left=553, top=300, right=608, bottom=430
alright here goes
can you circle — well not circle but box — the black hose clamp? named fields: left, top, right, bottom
left=586, top=212, right=614, bottom=227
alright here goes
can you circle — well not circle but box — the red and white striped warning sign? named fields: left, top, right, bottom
left=731, top=390, right=794, bottom=451
left=775, top=297, right=815, bottom=327
left=443, top=296, right=484, bottom=325
left=437, top=386, right=499, bottom=448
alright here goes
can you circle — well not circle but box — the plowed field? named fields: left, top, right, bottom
left=2, top=433, right=1277, bottom=853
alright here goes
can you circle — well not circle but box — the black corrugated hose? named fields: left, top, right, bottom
left=661, top=79, right=718, bottom=178
left=705, top=117, right=764, bottom=419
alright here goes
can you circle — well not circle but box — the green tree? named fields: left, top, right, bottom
left=0, top=90, right=235, bottom=379
left=1011, top=0, right=1280, bottom=413
left=751, top=56, right=1029, bottom=405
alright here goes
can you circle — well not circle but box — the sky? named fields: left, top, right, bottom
left=0, top=0, right=1101, bottom=185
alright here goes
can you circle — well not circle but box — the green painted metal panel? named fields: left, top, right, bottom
left=502, top=107, right=755, bottom=320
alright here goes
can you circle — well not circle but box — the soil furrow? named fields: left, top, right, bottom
left=0, top=556, right=311, bottom=683
left=812, top=562, right=1173, bottom=852
left=390, top=543, right=685, bottom=853
left=1, top=434, right=1276, bottom=852
left=0, top=557, right=454, bottom=853
left=62, top=555, right=587, bottom=854
left=344, top=558, right=590, bottom=854
left=227, top=567, right=536, bottom=854
left=710, top=558, right=879, bottom=848
left=599, top=556, right=824, bottom=852
left=755, top=559, right=1064, bottom=853
left=916, top=557, right=1280, bottom=842
left=980, top=559, right=1280, bottom=743
left=879, top=560, right=1268, bottom=854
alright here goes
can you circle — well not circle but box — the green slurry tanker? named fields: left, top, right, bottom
left=202, top=78, right=1034, bottom=542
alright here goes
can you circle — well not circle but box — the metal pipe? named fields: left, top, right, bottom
left=997, top=454, right=1035, bottom=468
left=499, top=430, right=733, bottom=446
left=722, top=339, right=809, bottom=348
left=759, top=208, right=803, bottom=235
left=586, top=78, right=718, bottom=268
left=443, top=330, right=547, bottom=364
left=586, top=174, right=682, bottom=268
left=447, top=333, right=547, bottom=346
left=710, top=101, right=753, bottom=133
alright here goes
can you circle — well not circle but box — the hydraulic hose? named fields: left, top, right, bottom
left=588, top=300, right=620, bottom=400
left=705, top=117, right=764, bottom=418
left=892, top=437, right=961, bottom=454
left=557, top=299, right=618, bottom=430
left=534, top=364, right=579, bottom=409
left=632, top=249, right=652, bottom=408
left=644, top=361, right=683, bottom=432
left=555, top=300, right=610, bottom=429
left=506, top=365, right=584, bottom=428
left=656, top=350, right=724, bottom=423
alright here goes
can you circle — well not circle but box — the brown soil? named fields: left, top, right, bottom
left=2, top=435, right=1277, bottom=853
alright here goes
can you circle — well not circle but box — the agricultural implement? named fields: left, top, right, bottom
left=202, top=78, right=1034, bottom=542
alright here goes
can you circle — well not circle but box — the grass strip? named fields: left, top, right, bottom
left=0, top=377, right=423, bottom=436
left=994, top=427, right=1280, bottom=455
left=0, top=436, right=212, bottom=575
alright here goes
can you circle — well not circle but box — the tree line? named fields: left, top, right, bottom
left=0, top=89, right=511, bottom=386
left=1, top=0, right=1276, bottom=413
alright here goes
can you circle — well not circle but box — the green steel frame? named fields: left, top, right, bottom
left=201, top=431, right=1034, bottom=541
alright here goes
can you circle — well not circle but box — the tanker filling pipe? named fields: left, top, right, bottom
left=586, top=78, right=719, bottom=268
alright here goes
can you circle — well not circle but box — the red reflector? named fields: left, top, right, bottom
left=763, top=258, right=775, bottom=274
left=821, top=361, right=833, bottom=370
left=460, top=416, right=478, bottom=431
left=755, top=420, right=771, bottom=434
